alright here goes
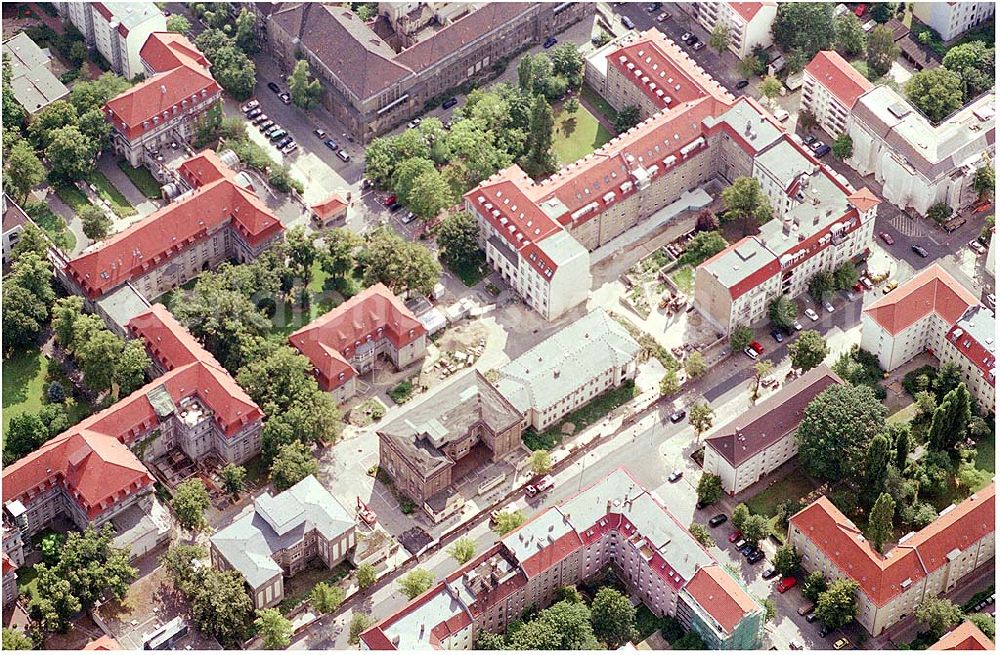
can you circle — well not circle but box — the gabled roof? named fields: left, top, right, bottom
left=684, top=565, right=760, bottom=634
left=728, top=1, right=777, bottom=23
left=84, top=636, right=122, bottom=651
left=288, top=283, right=425, bottom=390
left=64, top=150, right=283, bottom=299
left=705, top=365, right=842, bottom=467
left=929, top=621, right=996, bottom=650
left=804, top=51, right=873, bottom=109
left=864, top=264, right=979, bottom=335
left=311, top=193, right=348, bottom=220
left=140, top=32, right=209, bottom=71
left=847, top=186, right=881, bottom=213
left=789, top=483, right=995, bottom=607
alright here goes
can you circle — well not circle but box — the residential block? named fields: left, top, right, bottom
left=56, top=1, right=166, bottom=79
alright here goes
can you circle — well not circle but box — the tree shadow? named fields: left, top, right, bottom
left=2, top=349, right=44, bottom=410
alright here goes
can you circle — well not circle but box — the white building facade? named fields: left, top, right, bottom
left=911, top=2, right=995, bottom=42
left=800, top=51, right=873, bottom=138
left=57, top=2, right=165, bottom=79
left=686, top=1, right=778, bottom=58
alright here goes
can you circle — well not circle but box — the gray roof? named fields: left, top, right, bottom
left=496, top=309, right=640, bottom=414
left=210, top=476, right=354, bottom=588
left=97, top=283, right=150, bottom=335
left=701, top=235, right=775, bottom=290
left=703, top=100, right=784, bottom=155
left=378, top=369, right=523, bottom=477
left=2, top=32, right=69, bottom=113
left=539, top=229, right=589, bottom=267
left=102, top=2, right=163, bottom=29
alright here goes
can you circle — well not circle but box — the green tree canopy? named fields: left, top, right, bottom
left=915, top=597, right=964, bottom=638
left=905, top=68, right=964, bottom=124
left=190, top=569, right=254, bottom=646
left=448, top=537, right=477, bottom=564
left=834, top=13, right=867, bottom=56
left=789, top=330, right=828, bottom=371
left=768, top=296, right=798, bottom=330
left=591, top=587, right=637, bottom=648
left=796, top=383, right=887, bottom=481
left=815, top=578, right=859, bottom=629
left=771, top=3, right=835, bottom=58
left=255, top=608, right=292, bottom=649
left=270, top=441, right=319, bottom=491
left=721, top=177, right=771, bottom=233
left=398, top=568, right=435, bottom=600
left=942, top=40, right=995, bottom=100
left=696, top=473, right=723, bottom=506
left=172, top=479, right=211, bottom=531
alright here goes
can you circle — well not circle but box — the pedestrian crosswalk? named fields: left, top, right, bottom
left=888, top=211, right=928, bottom=238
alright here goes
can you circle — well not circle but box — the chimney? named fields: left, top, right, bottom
left=160, top=84, right=167, bottom=94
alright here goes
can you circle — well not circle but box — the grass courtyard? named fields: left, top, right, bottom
left=523, top=380, right=637, bottom=451
left=2, top=348, right=92, bottom=438
left=552, top=100, right=613, bottom=165
left=745, top=468, right=816, bottom=517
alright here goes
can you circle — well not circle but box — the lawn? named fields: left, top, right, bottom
left=16, top=563, right=41, bottom=605
left=267, top=261, right=360, bottom=338
left=552, top=101, right=613, bottom=164
left=117, top=160, right=162, bottom=199
left=974, top=427, right=994, bottom=473
left=3, top=348, right=93, bottom=437
left=745, top=468, right=816, bottom=518
left=450, top=253, right=489, bottom=287
left=887, top=402, right=919, bottom=426
left=276, top=562, right=351, bottom=614
left=54, top=183, right=91, bottom=213
left=23, top=200, right=75, bottom=252
left=669, top=266, right=694, bottom=295
left=581, top=83, right=618, bottom=127
left=88, top=171, right=136, bottom=218
left=523, top=381, right=637, bottom=451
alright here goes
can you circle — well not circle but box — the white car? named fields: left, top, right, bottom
left=823, top=301, right=835, bottom=313
left=804, top=308, right=819, bottom=321
left=773, top=108, right=790, bottom=122
left=969, top=240, right=987, bottom=255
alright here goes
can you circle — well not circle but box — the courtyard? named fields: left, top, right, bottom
left=551, top=98, right=613, bottom=165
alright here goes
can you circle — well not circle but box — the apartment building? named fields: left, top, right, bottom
left=788, top=483, right=995, bottom=636
left=57, top=2, right=165, bottom=79
left=1, top=554, right=16, bottom=608
left=288, top=283, right=428, bottom=404
left=495, top=309, right=641, bottom=431
left=686, top=2, right=778, bottom=58
left=801, top=51, right=873, bottom=138
left=210, top=476, right=356, bottom=609
left=58, top=149, right=284, bottom=334
left=861, top=264, right=995, bottom=412
left=2, top=194, right=30, bottom=266
left=2, top=32, right=70, bottom=114
left=104, top=32, right=221, bottom=168
left=912, top=2, right=995, bottom=42
left=360, top=468, right=764, bottom=650
left=377, top=370, right=524, bottom=523
left=704, top=365, right=842, bottom=495
left=929, top=620, right=996, bottom=650
left=263, top=2, right=591, bottom=142
left=847, top=86, right=995, bottom=216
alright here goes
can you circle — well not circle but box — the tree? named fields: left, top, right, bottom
left=759, top=75, right=782, bottom=103
left=172, top=479, right=211, bottom=531
left=749, top=359, right=774, bottom=405
left=591, top=587, right=637, bottom=648
left=809, top=270, right=836, bottom=302
left=659, top=369, right=681, bottom=396
left=209, top=45, right=256, bottom=99
left=802, top=571, right=828, bottom=603
left=867, top=492, right=895, bottom=552
left=27, top=100, right=77, bottom=150
left=680, top=230, right=727, bottom=266
left=234, top=8, right=259, bottom=54
left=943, top=41, right=995, bottom=100
left=957, top=456, right=992, bottom=493
left=966, top=614, right=995, bottom=641
left=709, top=23, right=729, bottom=55
left=832, top=133, right=853, bottom=160
left=762, top=598, right=777, bottom=622
left=506, top=600, right=598, bottom=649
left=973, top=161, right=995, bottom=200
left=905, top=68, right=964, bottom=123
left=915, top=597, right=964, bottom=638
left=408, top=168, right=455, bottom=219
left=928, top=383, right=971, bottom=452
left=69, top=73, right=132, bottom=114
left=28, top=566, right=81, bottom=632
left=741, top=514, right=770, bottom=545
left=731, top=503, right=750, bottom=532
left=696, top=473, right=723, bottom=506
left=894, top=426, right=911, bottom=470
left=10, top=222, right=49, bottom=262
left=47, top=380, right=66, bottom=404
left=798, top=109, right=818, bottom=132
left=521, top=94, right=556, bottom=178
left=220, top=463, right=247, bottom=495
left=255, top=608, right=292, bottom=649
left=357, top=563, right=377, bottom=589
left=797, top=384, right=887, bottom=481
left=114, top=338, right=150, bottom=396
left=289, top=60, right=322, bottom=109
left=933, top=361, right=963, bottom=399
left=190, top=569, right=253, bottom=647
left=771, top=3, right=835, bottom=59
left=550, top=42, right=584, bottom=89
left=46, top=125, right=97, bottom=181
left=448, top=536, right=476, bottom=564
left=529, top=449, right=552, bottom=475
left=773, top=545, right=801, bottom=577
left=789, top=330, right=828, bottom=371
left=493, top=510, right=525, bottom=534
left=834, top=13, right=867, bottom=56
left=349, top=613, right=374, bottom=645
left=833, top=262, right=859, bottom=291
left=2, top=284, right=47, bottom=352
left=2, top=628, right=33, bottom=650
left=869, top=3, right=894, bottom=22
left=867, top=25, right=900, bottom=79
left=695, top=208, right=719, bottom=232
left=359, top=227, right=442, bottom=296
left=673, top=631, right=706, bottom=650
left=167, top=14, right=191, bottom=33
left=927, top=201, right=954, bottom=224
left=76, top=329, right=122, bottom=393
left=730, top=324, right=753, bottom=352
left=436, top=211, right=481, bottom=272
left=311, top=582, right=345, bottom=614
left=398, top=568, right=434, bottom=600
left=688, top=402, right=714, bottom=440
left=768, top=296, right=798, bottom=330
left=815, top=578, right=859, bottom=629
left=4, top=413, right=48, bottom=464
left=2, top=55, right=27, bottom=131
left=864, top=434, right=891, bottom=496
left=3, top=140, right=44, bottom=202
left=161, top=544, right=207, bottom=596
left=270, top=441, right=319, bottom=491
left=721, top=176, right=771, bottom=232
left=614, top=105, right=641, bottom=134
left=564, top=97, right=580, bottom=114
left=283, top=226, right=318, bottom=285
left=688, top=522, right=715, bottom=548
left=684, top=351, right=708, bottom=378
left=320, top=228, right=361, bottom=281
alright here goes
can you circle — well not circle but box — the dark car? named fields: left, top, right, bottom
left=695, top=499, right=710, bottom=510
left=762, top=568, right=779, bottom=580
left=267, top=81, right=281, bottom=93
left=324, top=139, right=338, bottom=151
left=806, top=613, right=818, bottom=623
left=708, top=514, right=728, bottom=527
left=669, top=409, right=686, bottom=423
left=770, top=328, right=784, bottom=343
left=246, top=108, right=262, bottom=119
left=738, top=543, right=755, bottom=556
left=735, top=79, right=750, bottom=89
left=802, top=134, right=817, bottom=146
left=747, top=550, right=765, bottom=564
left=442, top=97, right=459, bottom=110
left=389, top=202, right=403, bottom=213
left=814, top=144, right=831, bottom=157
left=275, top=135, right=293, bottom=149
left=818, top=625, right=832, bottom=638
left=912, top=245, right=929, bottom=257
left=543, top=37, right=558, bottom=49
left=647, top=2, right=663, bottom=12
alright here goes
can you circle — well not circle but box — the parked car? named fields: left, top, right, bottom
left=986, top=294, right=996, bottom=309
left=818, top=625, right=833, bottom=638
left=525, top=476, right=554, bottom=497
left=747, top=550, right=764, bottom=564
left=879, top=231, right=895, bottom=245
left=543, top=37, right=558, bottom=48
left=388, top=202, right=403, bottom=213
left=267, top=81, right=281, bottom=93
left=336, top=149, right=350, bottom=162
left=265, top=125, right=283, bottom=137
left=246, top=108, right=262, bottom=119
left=969, top=239, right=987, bottom=255
left=647, top=2, right=663, bottom=12
left=281, top=142, right=298, bottom=155
left=744, top=340, right=764, bottom=359
left=278, top=92, right=292, bottom=105
left=241, top=100, right=259, bottom=112
left=912, top=244, right=929, bottom=257
left=860, top=275, right=874, bottom=290
left=669, top=409, right=686, bottom=423
left=883, top=279, right=899, bottom=294
left=770, top=328, right=784, bottom=343
left=833, top=638, right=850, bottom=650
left=814, top=144, right=831, bottom=157
left=681, top=31, right=693, bottom=42
left=738, top=543, right=755, bottom=556
left=668, top=470, right=684, bottom=483
left=407, top=118, right=422, bottom=129
left=773, top=108, right=790, bottom=122
left=798, top=602, right=816, bottom=616
left=252, top=114, right=268, bottom=125
left=621, top=15, right=635, bottom=29
left=802, top=134, right=817, bottom=146
left=806, top=612, right=818, bottom=623
left=384, top=194, right=397, bottom=206
left=692, top=41, right=705, bottom=50
left=401, top=211, right=417, bottom=224
left=708, top=514, right=728, bottom=527
left=735, top=79, right=749, bottom=89
left=776, top=576, right=797, bottom=593
left=762, top=567, right=779, bottom=580
left=275, top=135, right=293, bottom=149
left=804, top=307, right=819, bottom=321
left=258, top=120, right=274, bottom=131
left=314, top=128, right=327, bottom=139
left=269, top=129, right=288, bottom=142
left=792, top=319, right=803, bottom=331
left=728, top=530, right=742, bottom=543
left=809, top=140, right=826, bottom=152
left=734, top=538, right=747, bottom=550
left=823, top=300, right=835, bottom=313
left=442, top=97, right=459, bottom=110
left=324, top=139, right=338, bottom=151
left=656, top=12, right=669, bottom=23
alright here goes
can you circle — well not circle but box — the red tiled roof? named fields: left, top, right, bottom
left=2, top=552, right=16, bottom=576
left=311, top=193, right=348, bottom=221
left=790, top=484, right=995, bottom=607
left=64, top=151, right=283, bottom=299
left=929, top=621, right=996, bottom=650
left=847, top=187, right=881, bottom=213
left=685, top=565, right=760, bottom=634
left=729, top=2, right=775, bottom=23
left=288, top=283, right=425, bottom=391
left=946, top=320, right=995, bottom=384
left=140, top=32, right=209, bottom=71
left=359, top=627, right=395, bottom=651
left=176, top=149, right=233, bottom=188
left=518, top=529, right=583, bottom=578
left=804, top=51, right=874, bottom=110
left=84, top=636, right=122, bottom=651
left=105, top=65, right=220, bottom=141
left=864, top=264, right=979, bottom=336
